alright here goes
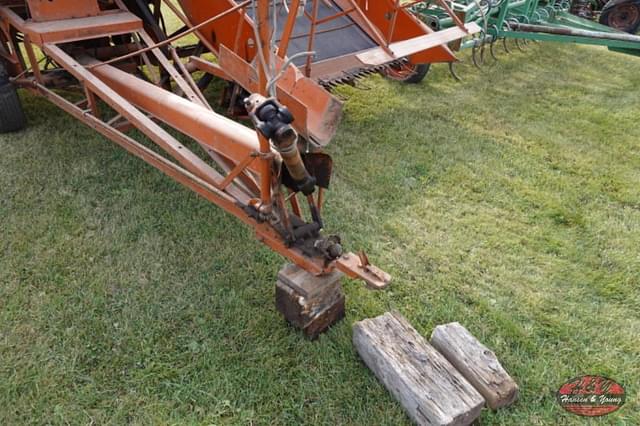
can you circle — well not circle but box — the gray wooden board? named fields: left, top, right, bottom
left=352, top=312, right=485, bottom=426
left=277, top=262, right=343, bottom=300
left=430, top=322, right=519, bottom=410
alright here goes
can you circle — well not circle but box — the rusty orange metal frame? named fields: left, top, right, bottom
left=168, top=0, right=479, bottom=146
left=0, top=0, right=391, bottom=289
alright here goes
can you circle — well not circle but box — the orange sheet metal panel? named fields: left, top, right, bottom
left=218, top=45, right=342, bottom=146
left=349, top=0, right=457, bottom=64
left=23, top=12, right=143, bottom=44
left=27, top=0, right=100, bottom=22
left=178, top=0, right=256, bottom=60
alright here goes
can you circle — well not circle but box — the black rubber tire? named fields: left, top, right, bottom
left=0, top=61, right=26, bottom=133
left=383, top=63, right=431, bottom=84
left=403, top=63, right=431, bottom=84
left=600, top=2, right=640, bottom=33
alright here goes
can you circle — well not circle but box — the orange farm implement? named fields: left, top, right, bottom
left=0, top=1, right=481, bottom=330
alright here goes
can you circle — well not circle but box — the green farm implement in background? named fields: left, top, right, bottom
left=410, top=0, right=640, bottom=78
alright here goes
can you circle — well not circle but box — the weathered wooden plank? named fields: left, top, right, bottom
left=430, top=322, right=519, bottom=410
left=352, top=312, right=485, bottom=426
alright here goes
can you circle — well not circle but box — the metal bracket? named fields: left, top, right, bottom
left=336, top=251, right=392, bottom=290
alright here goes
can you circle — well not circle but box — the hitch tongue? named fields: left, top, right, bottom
left=336, top=252, right=391, bottom=290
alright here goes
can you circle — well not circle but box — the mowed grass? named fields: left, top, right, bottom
left=1, top=40, right=639, bottom=425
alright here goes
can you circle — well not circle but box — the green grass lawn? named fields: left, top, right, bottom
left=1, top=41, right=639, bottom=425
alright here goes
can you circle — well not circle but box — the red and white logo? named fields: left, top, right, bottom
left=557, top=375, right=626, bottom=417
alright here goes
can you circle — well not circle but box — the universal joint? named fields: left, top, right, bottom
left=245, top=94, right=316, bottom=195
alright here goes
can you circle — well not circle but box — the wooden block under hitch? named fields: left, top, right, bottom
left=275, top=263, right=345, bottom=339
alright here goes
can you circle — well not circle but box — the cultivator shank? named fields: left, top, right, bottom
left=411, top=0, right=640, bottom=78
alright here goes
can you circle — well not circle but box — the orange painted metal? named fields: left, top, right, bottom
left=217, top=44, right=342, bottom=146
left=92, top=0, right=251, bottom=70
left=27, top=0, right=100, bottom=22
left=278, top=0, right=301, bottom=58
left=23, top=11, right=143, bottom=44
left=346, top=0, right=458, bottom=64
left=179, top=0, right=255, bottom=59
left=173, top=0, right=476, bottom=145
left=88, top=59, right=266, bottom=177
left=0, top=0, right=393, bottom=291
left=187, top=55, right=231, bottom=80
left=178, top=0, right=344, bottom=146
left=255, top=0, right=273, bottom=206
left=21, top=78, right=334, bottom=279
left=336, top=252, right=391, bottom=290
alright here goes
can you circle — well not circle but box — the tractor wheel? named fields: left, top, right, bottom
left=0, top=61, right=26, bottom=133
left=383, top=62, right=430, bottom=84
left=600, top=1, right=640, bottom=33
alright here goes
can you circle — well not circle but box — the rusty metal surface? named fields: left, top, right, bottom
left=344, top=0, right=458, bottom=64
left=218, top=44, right=342, bottom=146
left=23, top=11, right=143, bottom=44
left=336, top=252, right=392, bottom=290
left=249, top=1, right=378, bottom=65
left=27, top=0, right=100, bottom=22
left=88, top=58, right=265, bottom=176
left=0, top=0, right=394, bottom=322
left=173, top=0, right=469, bottom=145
